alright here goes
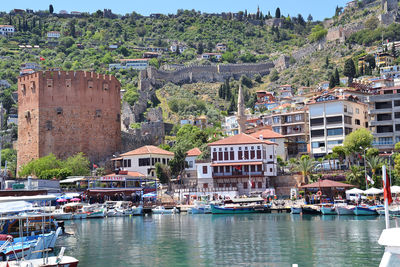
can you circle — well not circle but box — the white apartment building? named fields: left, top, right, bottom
left=47, top=31, right=61, bottom=38
left=307, top=94, right=368, bottom=157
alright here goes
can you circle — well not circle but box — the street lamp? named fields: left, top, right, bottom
left=384, top=151, right=393, bottom=187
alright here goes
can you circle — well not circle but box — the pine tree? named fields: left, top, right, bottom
left=275, top=7, right=281, bottom=18
left=197, top=42, right=203, bottom=55
left=307, top=14, right=313, bottom=22
left=344, top=58, right=356, bottom=86
left=225, top=84, right=231, bottom=100
left=228, top=98, right=236, bottom=114
left=329, top=75, right=336, bottom=89
left=9, top=14, right=12, bottom=25
left=325, top=56, right=330, bottom=67
left=306, top=80, right=310, bottom=87
left=334, top=68, right=340, bottom=85
left=49, top=4, right=54, bottom=14
left=360, top=64, right=364, bottom=76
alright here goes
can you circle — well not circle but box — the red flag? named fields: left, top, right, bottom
left=383, top=168, right=392, bottom=205
left=234, top=165, right=242, bottom=170
left=39, top=57, right=45, bottom=61
left=93, top=164, right=98, bottom=169
left=358, top=153, right=363, bottom=160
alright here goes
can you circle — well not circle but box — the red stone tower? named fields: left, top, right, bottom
left=17, top=71, right=121, bottom=171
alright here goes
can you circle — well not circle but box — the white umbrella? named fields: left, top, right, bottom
left=364, top=187, right=383, bottom=195
left=390, top=186, right=400, bottom=194
left=346, top=188, right=364, bottom=194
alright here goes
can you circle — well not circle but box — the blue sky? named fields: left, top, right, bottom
left=3, top=0, right=349, bottom=21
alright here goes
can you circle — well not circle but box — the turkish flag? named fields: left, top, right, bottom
left=39, top=57, right=45, bottom=61
left=234, top=165, right=242, bottom=170
left=383, top=168, right=393, bottom=205
left=93, top=164, right=98, bottom=169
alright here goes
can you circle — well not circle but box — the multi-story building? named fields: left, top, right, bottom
left=261, top=108, right=309, bottom=159
left=222, top=115, right=239, bottom=136
left=208, top=133, right=277, bottom=194
left=376, top=52, right=395, bottom=68
left=109, top=59, right=149, bottom=71
left=381, top=65, right=400, bottom=79
left=184, top=147, right=202, bottom=186
left=249, top=128, right=286, bottom=160
left=215, top=43, right=227, bottom=52
left=114, top=145, right=174, bottom=178
left=368, top=86, right=400, bottom=150
left=17, top=71, right=121, bottom=171
left=47, top=31, right=61, bottom=39
left=308, top=93, right=368, bottom=157
left=0, top=25, right=15, bottom=36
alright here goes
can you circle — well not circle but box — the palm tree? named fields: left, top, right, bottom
left=366, top=155, right=384, bottom=177
left=294, top=156, right=317, bottom=184
left=346, top=165, right=364, bottom=189
left=366, top=155, right=385, bottom=184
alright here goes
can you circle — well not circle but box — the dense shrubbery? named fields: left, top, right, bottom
left=347, top=23, right=400, bottom=45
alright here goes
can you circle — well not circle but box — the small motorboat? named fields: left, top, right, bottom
left=377, top=206, right=400, bottom=216
left=336, top=206, right=355, bottom=215
left=353, top=205, right=379, bottom=216
left=52, top=209, right=73, bottom=220
left=320, top=204, right=337, bottom=215
left=152, top=206, right=179, bottom=215
left=291, top=207, right=302, bottom=214
left=0, top=247, right=79, bottom=267
left=301, top=205, right=321, bottom=215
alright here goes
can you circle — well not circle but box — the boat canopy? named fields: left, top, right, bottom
left=0, top=201, right=33, bottom=214
left=0, top=195, right=57, bottom=203
left=228, top=197, right=264, bottom=203
left=390, top=186, right=400, bottom=194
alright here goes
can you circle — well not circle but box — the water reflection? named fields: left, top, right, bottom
left=58, top=214, right=385, bottom=266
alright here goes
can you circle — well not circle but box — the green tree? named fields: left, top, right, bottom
left=334, top=68, right=340, bottom=85
left=168, top=147, right=187, bottom=179
left=346, top=165, right=365, bottom=189
left=309, top=25, right=327, bottom=42
left=366, top=155, right=384, bottom=179
left=148, top=58, right=159, bottom=69
left=343, top=128, right=373, bottom=154
left=155, top=162, right=171, bottom=185
left=343, top=58, right=356, bottom=85
left=49, top=4, right=54, bottom=14
left=222, top=52, right=235, bottom=63
left=332, top=146, right=347, bottom=166
left=329, top=74, right=336, bottom=89
left=174, top=124, right=208, bottom=153
left=270, top=69, right=279, bottom=82
left=294, top=156, right=316, bottom=184
left=18, top=154, right=61, bottom=178
left=275, top=8, right=281, bottom=18
left=364, top=17, right=379, bottom=31
left=366, top=148, right=379, bottom=158
left=63, top=152, right=90, bottom=176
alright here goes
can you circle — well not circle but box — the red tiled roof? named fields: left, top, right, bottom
left=121, top=145, right=174, bottom=156
left=300, top=179, right=354, bottom=188
left=208, top=133, right=275, bottom=146
left=250, top=129, right=284, bottom=139
left=187, top=147, right=202, bottom=157
left=120, top=58, right=149, bottom=61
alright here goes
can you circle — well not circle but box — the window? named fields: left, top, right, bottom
left=344, top=116, right=352, bottom=125
left=225, top=166, right=230, bottom=173
left=219, top=166, right=224, bottom=173
left=203, top=166, right=208, bottom=174
left=326, top=116, right=342, bottom=124
left=310, top=118, right=324, bottom=126
left=162, top=158, right=166, bottom=164
left=250, top=150, right=255, bottom=159
left=273, top=117, right=280, bottom=124
left=188, top=161, right=194, bottom=168
left=218, top=152, right=223, bottom=160
left=327, top=140, right=343, bottom=146
left=213, top=167, right=218, bottom=173
left=230, top=151, right=234, bottom=160
left=311, top=129, right=324, bottom=137
left=327, top=128, right=343, bottom=136
left=127, top=159, right=131, bottom=167
left=312, top=142, right=325, bottom=148
left=56, top=107, right=63, bottom=115
left=258, top=182, right=262, bottom=189
left=224, top=151, right=229, bottom=160
left=203, top=183, right=208, bottom=188
left=295, top=114, right=302, bottom=121
left=355, top=119, right=360, bottom=125
left=257, top=150, right=261, bottom=159
left=251, top=165, right=255, bottom=172
left=88, top=80, right=93, bottom=88
left=238, top=151, right=243, bottom=160
left=356, top=108, right=360, bottom=114
left=138, top=158, right=150, bottom=166
left=213, top=152, right=217, bottom=160
left=47, top=79, right=53, bottom=88
left=286, top=116, right=292, bottom=123
left=344, top=105, right=347, bottom=113
left=244, top=151, right=249, bottom=159
left=243, top=182, right=248, bottom=189
left=270, top=168, right=273, bottom=172
left=345, top=128, right=353, bottom=135
left=272, top=127, right=281, bottom=133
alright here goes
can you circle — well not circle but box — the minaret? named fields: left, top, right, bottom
left=237, top=84, right=246, bottom=134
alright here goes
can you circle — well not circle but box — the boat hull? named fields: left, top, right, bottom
left=353, top=206, right=378, bottom=216
left=291, top=207, right=302, bottom=214
left=87, top=211, right=105, bottom=218
left=301, top=207, right=321, bottom=215
left=210, top=205, right=256, bottom=214
left=336, top=206, right=354, bottom=215
left=71, top=213, right=87, bottom=220
left=320, top=206, right=337, bottom=215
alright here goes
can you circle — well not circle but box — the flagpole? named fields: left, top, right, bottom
left=363, top=148, right=369, bottom=190
left=383, top=165, right=390, bottom=229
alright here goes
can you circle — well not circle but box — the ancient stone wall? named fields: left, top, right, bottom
left=17, top=71, right=121, bottom=172
left=121, top=121, right=165, bottom=152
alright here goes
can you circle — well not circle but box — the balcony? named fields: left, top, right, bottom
left=373, top=140, right=394, bottom=146
left=212, top=172, right=264, bottom=179
left=369, top=108, right=393, bottom=115
left=373, top=132, right=395, bottom=138
left=369, top=94, right=400, bottom=102
left=370, top=120, right=394, bottom=126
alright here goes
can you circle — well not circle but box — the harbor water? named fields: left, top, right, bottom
left=58, top=214, right=385, bottom=266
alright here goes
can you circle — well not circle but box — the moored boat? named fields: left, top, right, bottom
left=301, top=205, right=321, bottom=215
left=320, top=204, right=337, bottom=215
left=336, top=206, right=355, bottom=215
left=353, top=205, right=378, bottom=216
left=210, top=204, right=257, bottom=214
left=152, top=206, right=179, bottom=214
left=291, top=207, right=302, bottom=214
